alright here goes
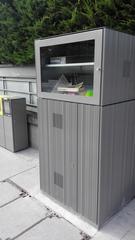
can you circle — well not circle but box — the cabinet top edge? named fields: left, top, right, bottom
left=35, top=27, right=135, bottom=44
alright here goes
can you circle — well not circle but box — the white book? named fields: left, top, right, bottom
left=57, top=87, right=79, bottom=93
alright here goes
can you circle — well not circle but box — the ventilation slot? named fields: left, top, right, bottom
left=123, top=60, right=131, bottom=78
left=53, top=113, right=63, bottom=129
left=54, top=172, right=63, bottom=188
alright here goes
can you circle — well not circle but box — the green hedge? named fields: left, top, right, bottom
left=0, top=0, right=135, bottom=65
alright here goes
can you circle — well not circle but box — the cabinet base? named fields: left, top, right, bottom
left=36, top=191, right=98, bottom=236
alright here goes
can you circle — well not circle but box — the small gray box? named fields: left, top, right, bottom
left=0, top=96, right=28, bottom=152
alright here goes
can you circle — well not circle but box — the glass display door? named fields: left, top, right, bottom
left=40, top=40, right=95, bottom=97
left=36, top=29, right=103, bottom=105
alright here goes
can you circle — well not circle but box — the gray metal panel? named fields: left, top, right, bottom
left=47, top=100, right=78, bottom=210
left=98, top=101, right=135, bottom=227
left=39, top=99, right=78, bottom=211
left=101, top=29, right=135, bottom=105
left=35, top=29, right=103, bottom=105
left=28, top=123, right=38, bottom=149
left=11, top=98, right=28, bottom=152
left=77, top=104, right=100, bottom=224
left=0, top=116, right=5, bottom=147
left=48, top=100, right=65, bottom=204
left=38, top=98, right=50, bottom=194
left=4, top=115, right=14, bottom=152
left=64, top=101, right=78, bottom=210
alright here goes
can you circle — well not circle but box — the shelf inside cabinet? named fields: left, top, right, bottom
left=45, top=62, right=94, bottom=67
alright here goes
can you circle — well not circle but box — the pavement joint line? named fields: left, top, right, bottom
left=7, top=213, right=53, bottom=240
left=58, top=215, right=92, bottom=239
left=48, top=209, right=92, bottom=239
left=0, top=166, right=37, bottom=183
left=4, top=179, right=31, bottom=198
left=120, top=229, right=131, bottom=240
left=3, top=179, right=50, bottom=211
left=48, top=211, right=62, bottom=219
left=47, top=208, right=91, bottom=239
left=0, top=196, right=21, bottom=209
left=4, top=181, right=92, bottom=239
left=0, top=192, right=91, bottom=240
left=80, top=231, right=92, bottom=240
left=30, top=195, right=64, bottom=218
left=33, top=197, right=92, bottom=238
left=29, top=196, right=52, bottom=212
left=3, top=179, right=51, bottom=213
left=8, top=211, right=92, bottom=240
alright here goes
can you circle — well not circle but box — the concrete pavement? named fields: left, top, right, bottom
left=0, top=146, right=135, bottom=240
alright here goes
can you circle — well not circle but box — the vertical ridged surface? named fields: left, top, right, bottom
left=38, top=99, right=100, bottom=221
left=64, top=101, right=78, bottom=210
left=38, top=98, right=135, bottom=228
left=0, top=116, right=5, bottom=147
left=39, top=99, right=78, bottom=211
left=98, top=101, right=135, bottom=226
left=48, top=100, right=65, bottom=204
left=78, top=104, right=100, bottom=224
left=38, top=98, right=50, bottom=194
left=4, top=115, right=14, bottom=152
left=102, top=29, right=135, bottom=105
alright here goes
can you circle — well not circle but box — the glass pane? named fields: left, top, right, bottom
left=40, top=40, right=95, bottom=97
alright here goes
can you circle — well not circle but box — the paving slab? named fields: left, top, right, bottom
left=92, top=199, right=135, bottom=240
left=15, top=148, right=39, bottom=163
left=0, top=147, right=38, bottom=181
left=0, top=196, right=49, bottom=239
left=16, top=216, right=82, bottom=240
left=11, top=166, right=40, bottom=196
left=0, top=181, right=20, bottom=207
left=15, top=148, right=39, bottom=162
left=36, top=192, right=97, bottom=237
left=122, top=228, right=135, bottom=240
left=92, top=232, right=119, bottom=240
left=1, top=147, right=135, bottom=240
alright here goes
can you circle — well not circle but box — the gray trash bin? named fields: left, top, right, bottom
left=0, top=96, right=28, bottom=152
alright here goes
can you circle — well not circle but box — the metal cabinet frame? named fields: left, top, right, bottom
left=35, top=28, right=103, bottom=105
left=35, top=27, right=135, bottom=229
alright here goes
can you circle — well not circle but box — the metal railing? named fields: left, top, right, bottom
left=0, top=66, right=37, bottom=112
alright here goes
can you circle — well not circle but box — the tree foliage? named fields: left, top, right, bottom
left=0, top=0, right=135, bottom=64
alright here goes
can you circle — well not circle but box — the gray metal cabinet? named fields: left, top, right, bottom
left=11, top=98, right=28, bottom=152
left=36, top=28, right=135, bottom=229
left=0, top=97, right=28, bottom=152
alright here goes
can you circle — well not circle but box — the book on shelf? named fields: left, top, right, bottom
left=57, top=87, right=79, bottom=93
left=50, top=56, right=66, bottom=64
left=57, top=82, right=83, bottom=93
